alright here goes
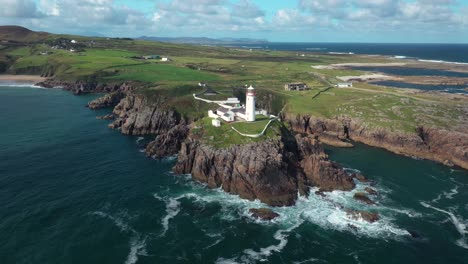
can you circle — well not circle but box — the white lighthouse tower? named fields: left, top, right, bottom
left=245, top=85, right=256, bottom=122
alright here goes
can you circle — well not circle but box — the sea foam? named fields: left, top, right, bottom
left=91, top=211, right=148, bottom=264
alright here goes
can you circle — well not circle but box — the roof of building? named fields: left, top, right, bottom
left=203, top=87, right=218, bottom=95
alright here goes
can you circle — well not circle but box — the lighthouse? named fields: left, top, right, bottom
left=245, top=85, right=256, bottom=122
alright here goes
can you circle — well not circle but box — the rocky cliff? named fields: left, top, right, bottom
left=173, top=127, right=356, bottom=206
left=95, top=92, right=358, bottom=206
left=108, top=94, right=188, bottom=158
left=284, top=113, right=468, bottom=170
left=87, top=91, right=126, bottom=109
left=36, top=79, right=136, bottom=95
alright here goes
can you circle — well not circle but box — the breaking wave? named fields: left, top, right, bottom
left=420, top=202, right=468, bottom=250
left=154, top=195, right=182, bottom=236
left=90, top=211, right=147, bottom=264
left=155, top=172, right=412, bottom=263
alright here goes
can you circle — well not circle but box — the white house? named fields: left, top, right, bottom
left=212, top=119, right=221, bottom=127
left=161, top=57, right=170, bottom=62
left=337, top=82, right=353, bottom=88
left=71, top=40, right=77, bottom=44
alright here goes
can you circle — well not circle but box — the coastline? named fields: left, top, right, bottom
left=0, top=75, right=46, bottom=84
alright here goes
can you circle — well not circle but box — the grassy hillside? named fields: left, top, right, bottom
left=0, top=25, right=466, bottom=136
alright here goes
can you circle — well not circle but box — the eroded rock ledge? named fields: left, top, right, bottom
left=173, top=132, right=356, bottom=206
left=285, top=113, right=468, bottom=170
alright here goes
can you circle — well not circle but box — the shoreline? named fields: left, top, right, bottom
left=0, top=75, right=46, bottom=84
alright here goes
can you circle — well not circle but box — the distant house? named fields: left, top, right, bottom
left=69, top=48, right=76, bottom=52
left=336, top=82, right=353, bottom=88
left=284, top=82, right=309, bottom=91
left=212, top=119, right=221, bottom=127
left=198, top=82, right=207, bottom=87
left=71, top=40, right=77, bottom=44
left=161, top=57, right=170, bottom=62
left=142, top=55, right=161, bottom=60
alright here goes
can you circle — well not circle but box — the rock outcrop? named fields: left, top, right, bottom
left=284, top=113, right=468, bottom=170
left=87, top=91, right=126, bottom=109
left=346, top=209, right=380, bottom=223
left=109, top=94, right=185, bottom=136
left=108, top=94, right=189, bottom=158
left=353, top=192, right=376, bottom=205
left=295, top=135, right=355, bottom=192
left=249, top=208, right=280, bottom=221
left=173, top=128, right=355, bottom=206
left=36, top=79, right=136, bottom=95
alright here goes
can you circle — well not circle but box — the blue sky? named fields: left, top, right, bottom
left=0, top=0, right=467, bottom=43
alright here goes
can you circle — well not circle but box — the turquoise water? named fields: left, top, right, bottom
left=1, top=85, right=467, bottom=264
left=371, top=81, right=467, bottom=94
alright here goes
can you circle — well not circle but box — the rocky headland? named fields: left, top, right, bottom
left=98, top=91, right=358, bottom=206
left=284, top=113, right=468, bottom=170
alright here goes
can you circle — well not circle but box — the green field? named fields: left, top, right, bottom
left=1, top=29, right=466, bottom=140
left=193, top=117, right=282, bottom=148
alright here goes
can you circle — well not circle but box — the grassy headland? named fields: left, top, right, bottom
left=1, top=25, right=466, bottom=141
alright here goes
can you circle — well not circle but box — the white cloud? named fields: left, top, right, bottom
left=0, top=0, right=43, bottom=18
left=0, top=0, right=466, bottom=41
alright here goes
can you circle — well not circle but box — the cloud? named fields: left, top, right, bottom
left=0, top=0, right=44, bottom=18
left=0, top=0, right=466, bottom=41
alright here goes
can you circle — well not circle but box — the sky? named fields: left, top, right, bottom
left=0, top=0, right=468, bottom=43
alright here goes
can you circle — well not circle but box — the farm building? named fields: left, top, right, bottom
left=336, top=82, right=353, bottom=88
left=284, top=82, right=309, bottom=91
left=142, top=55, right=161, bottom=60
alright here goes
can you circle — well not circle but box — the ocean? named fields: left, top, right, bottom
left=1, top=85, right=467, bottom=264
left=231, top=43, right=468, bottom=64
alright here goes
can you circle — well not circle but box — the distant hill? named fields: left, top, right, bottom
left=138, top=36, right=269, bottom=45
left=0, top=25, right=49, bottom=43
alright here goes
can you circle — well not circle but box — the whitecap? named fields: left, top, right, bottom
left=444, top=186, right=459, bottom=200
left=242, top=220, right=304, bottom=262
left=125, top=236, right=147, bottom=264
left=159, top=197, right=181, bottom=236
left=215, top=257, right=241, bottom=264
left=420, top=202, right=468, bottom=249
left=91, top=211, right=148, bottom=264
left=293, top=258, right=321, bottom=264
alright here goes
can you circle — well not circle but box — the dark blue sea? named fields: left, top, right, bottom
left=1, top=85, right=468, bottom=264
left=232, top=43, right=468, bottom=64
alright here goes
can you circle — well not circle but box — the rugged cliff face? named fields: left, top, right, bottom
left=108, top=94, right=188, bottom=158
left=36, top=79, right=136, bottom=95
left=173, top=127, right=356, bottom=206
left=87, top=91, right=126, bottom=109
left=285, top=113, right=468, bottom=170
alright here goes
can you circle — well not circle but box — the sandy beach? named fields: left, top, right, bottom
left=0, top=75, right=46, bottom=83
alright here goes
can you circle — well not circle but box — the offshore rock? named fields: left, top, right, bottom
left=346, top=209, right=380, bottom=223
left=249, top=208, right=280, bottom=221
left=354, top=192, right=376, bottom=205
left=365, top=187, right=378, bottom=195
